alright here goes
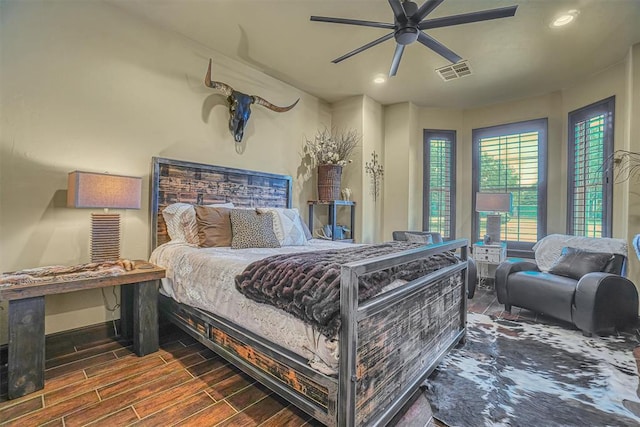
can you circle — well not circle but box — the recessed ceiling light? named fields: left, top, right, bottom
left=551, top=9, right=579, bottom=27
left=373, top=75, right=386, bottom=84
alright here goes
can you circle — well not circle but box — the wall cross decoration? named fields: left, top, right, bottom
left=365, top=151, right=384, bottom=202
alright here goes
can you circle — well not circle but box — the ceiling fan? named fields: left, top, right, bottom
left=310, top=0, right=518, bottom=77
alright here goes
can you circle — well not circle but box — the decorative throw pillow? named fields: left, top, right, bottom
left=162, top=202, right=234, bottom=244
left=230, top=209, right=280, bottom=249
left=301, top=220, right=313, bottom=240
left=405, top=233, right=434, bottom=245
left=548, top=247, right=614, bottom=280
left=256, top=207, right=308, bottom=246
left=533, top=234, right=627, bottom=272
left=195, top=206, right=232, bottom=247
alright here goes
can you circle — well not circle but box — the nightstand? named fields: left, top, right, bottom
left=472, top=241, right=507, bottom=286
left=0, top=263, right=165, bottom=399
left=308, top=200, right=356, bottom=242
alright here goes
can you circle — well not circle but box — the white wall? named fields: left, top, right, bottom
left=382, top=47, right=639, bottom=290
left=382, top=103, right=413, bottom=240
left=362, top=96, right=384, bottom=242
left=329, top=95, right=384, bottom=243
left=0, top=0, right=330, bottom=344
left=624, top=43, right=640, bottom=290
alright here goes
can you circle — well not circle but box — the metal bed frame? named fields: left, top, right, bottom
left=150, top=157, right=470, bottom=426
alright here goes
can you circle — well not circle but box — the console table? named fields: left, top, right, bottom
left=308, top=200, right=356, bottom=242
left=0, top=264, right=165, bottom=399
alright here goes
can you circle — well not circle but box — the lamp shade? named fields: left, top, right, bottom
left=67, top=171, right=141, bottom=209
left=476, top=192, right=512, bottom=213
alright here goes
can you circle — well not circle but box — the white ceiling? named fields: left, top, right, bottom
left=109, top=0, right=640, bottom=109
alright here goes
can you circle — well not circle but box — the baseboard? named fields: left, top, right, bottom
left=0, top=320, right=121, bottom=364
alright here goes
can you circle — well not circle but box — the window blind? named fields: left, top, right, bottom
left=567, top=97, right=614, bottom=237
left=472, top=118, right=547, bottom=254
left=478, top=131, right=539, bottom=243
left=424, top=130, right=456, bottom=239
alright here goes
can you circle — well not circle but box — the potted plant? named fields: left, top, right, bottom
left=304, top=127, right=359, bottom=201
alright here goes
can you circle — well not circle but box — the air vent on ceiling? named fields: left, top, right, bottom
left=435, top=60, right=472, bottom=81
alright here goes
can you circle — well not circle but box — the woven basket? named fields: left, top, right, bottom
left=317, top=164, right=342, bottom=201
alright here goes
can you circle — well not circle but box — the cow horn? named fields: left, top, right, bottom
left=252, top=95, right=299, bottom=113
left=204, top=59, right=234, bottom=97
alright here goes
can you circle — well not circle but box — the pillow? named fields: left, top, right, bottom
left=405, top=232, right=434, bottom=245
left=533, top=234, right=627, bottom=272
left=256, top=207, right=308, bottom=246
left=230, top=209, right=280, bottom=249
left=548, top=247, right=614, bottom=280
left=195, top=206, right=232, bottom=247
left=301, top=220, right=313, bottom=241
left=162, top=202, right=234, bottom=244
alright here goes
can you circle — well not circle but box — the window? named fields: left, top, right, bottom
left=423, top=130, right=456, bottom=240
left=567, top=97, right=614, bottom=238
left=472, top=119, right=547, bottom=255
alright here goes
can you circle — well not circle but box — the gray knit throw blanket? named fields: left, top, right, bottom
left=235, top=241, right=458, bottom=338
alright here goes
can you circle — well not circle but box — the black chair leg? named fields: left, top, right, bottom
left=504, top=304, right=511, bottom=313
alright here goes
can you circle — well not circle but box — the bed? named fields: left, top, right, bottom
left=149, top=157, right=471, bottom=426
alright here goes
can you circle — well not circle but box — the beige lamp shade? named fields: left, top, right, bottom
left=475, top=192, right=512, bottom=213
left=67, top=171, right=142, bottom=209
left=67, top=171, right=141, bottom=262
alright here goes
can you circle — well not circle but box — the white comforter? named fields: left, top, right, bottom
left=150, top=239, right=358, bottom=374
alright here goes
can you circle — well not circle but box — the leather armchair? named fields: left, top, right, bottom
left=495, top=235, right=638, bottom=336
left=392, top=231, right=477, bottom=299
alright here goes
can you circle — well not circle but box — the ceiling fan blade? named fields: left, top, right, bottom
left=419, top=6, right=518, bottom=30
left=417, top=31, right=462, bottom=63
left=413, top=0, right=446, bottom=22
left=332, top=32, right=395, bottom=64
left=389, top=44, right=405, bottom=77
left=388, top=0, right=407, bottom=24
left=311, top=16, right=394, bottom=30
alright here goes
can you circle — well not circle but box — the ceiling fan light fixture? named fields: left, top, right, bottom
left=551, top=9, right=579, bottom=28
left=395, top=27, right=419, bottom=45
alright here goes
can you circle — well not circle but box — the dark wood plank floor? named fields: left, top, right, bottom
left=0, top=283, right=618, bottom=426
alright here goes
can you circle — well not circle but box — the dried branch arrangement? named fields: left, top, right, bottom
left=602, top=150, right=640, bottom=183
left=303, top=127, right=360, bottom=166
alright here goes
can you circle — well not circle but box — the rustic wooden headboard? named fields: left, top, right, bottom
left=150, top=157, right=293, bottom=249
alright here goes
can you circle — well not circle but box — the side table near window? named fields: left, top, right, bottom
left=0, top=264, right=165, bottom=399
left=472, top=241, right=507, bottom=286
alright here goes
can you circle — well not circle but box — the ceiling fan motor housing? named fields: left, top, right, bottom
left=394, top=1, right=419, bottom=45
left=395, top=27, right=419, bottom=45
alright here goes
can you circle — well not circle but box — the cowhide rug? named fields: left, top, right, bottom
left=423, top=312, right=640, bottom=427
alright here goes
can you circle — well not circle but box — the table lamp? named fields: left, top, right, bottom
left=476, top=192, right=512, bottom=244
left=67, top=171, right=142, bottom=262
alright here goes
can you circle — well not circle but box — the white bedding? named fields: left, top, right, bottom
left=150, top=239, right=360, bottom=374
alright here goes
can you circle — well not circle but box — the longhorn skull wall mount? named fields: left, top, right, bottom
left=204, top=59, right=299, bottom=143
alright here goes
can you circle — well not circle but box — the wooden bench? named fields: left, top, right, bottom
left=0, top=265, right=165, bottom=399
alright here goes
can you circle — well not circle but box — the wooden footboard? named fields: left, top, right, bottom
left=158, top=239, right=468, bottom=426
left=339, top=239, right=468, bottom=426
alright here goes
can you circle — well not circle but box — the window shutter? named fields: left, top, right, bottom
left=472, top=118, right=548, bottom=254
left=567, top=97, right=614, bottom=237
left=424, top=130, right=456, bottom=239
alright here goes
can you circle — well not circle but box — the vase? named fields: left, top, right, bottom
left=317, top=164, right=342, bottom=201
